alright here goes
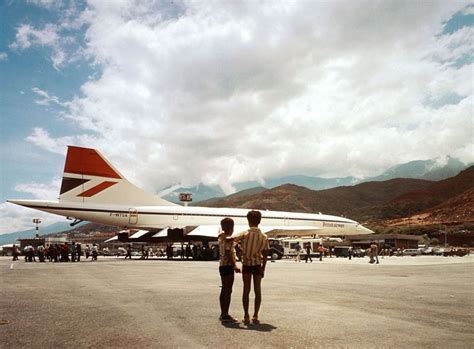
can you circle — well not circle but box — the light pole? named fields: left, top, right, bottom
left=33, top=218, right=42, bottom=238
left=179, top=193, right=192, bottom=207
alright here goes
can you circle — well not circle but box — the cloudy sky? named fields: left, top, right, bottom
left=1, top=0, right=473, bottom=234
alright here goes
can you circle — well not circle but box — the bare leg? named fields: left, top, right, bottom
left=219, top=273, right=234, bottom=317
left=242, top=272, right=252, bottom=321
left=253, top=273, right=262, bottom=320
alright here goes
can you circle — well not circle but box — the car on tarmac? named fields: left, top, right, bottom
left=352, top=248, right=366, bottom=257
left=402, top=248, right=422, bottom=256
left=420, top=247, right=433, bottom=255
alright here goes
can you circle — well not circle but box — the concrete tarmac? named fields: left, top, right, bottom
left=1, top=255, right=473, bottom=348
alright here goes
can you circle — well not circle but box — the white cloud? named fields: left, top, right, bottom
left=27, top=0, right=63, bottom=9
left=20, top=1, right=474, bottom=193
left=26, top=127, right=96, bottom=155
left=0, top=203, right=63, bottom=235
left=9, top=23, right=67, bottom=69
left=32, top=87, right=64, bottom=106
left=14, top=177, right=61, bottom=200
left=9, top=2, right=86, bottom=69
left=0, top=52, right=7, bottom=61
left=1, top=177, right=63, bottom=235
left=10, top=23, right=60, bottom=50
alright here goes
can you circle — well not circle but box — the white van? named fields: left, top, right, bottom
left=281, top=238, right=322, bottom=259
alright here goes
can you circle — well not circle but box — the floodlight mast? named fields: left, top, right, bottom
left=33, top=218, right=42, bottom=238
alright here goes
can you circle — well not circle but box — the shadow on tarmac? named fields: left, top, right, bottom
left=221, top=322, right=277, bottom=332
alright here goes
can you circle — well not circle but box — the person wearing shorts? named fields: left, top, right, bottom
left=233, top=210, right=269, bottom=325
left=218, top=218, right=240, bottom=322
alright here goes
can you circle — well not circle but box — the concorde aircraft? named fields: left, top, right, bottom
left=8, top=146, right=374, bottom=241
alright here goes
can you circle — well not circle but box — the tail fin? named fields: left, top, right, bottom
left=59, top=146, right=177, bottom=206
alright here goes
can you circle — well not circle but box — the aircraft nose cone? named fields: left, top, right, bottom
left=357, top=224, right=374, bottom=234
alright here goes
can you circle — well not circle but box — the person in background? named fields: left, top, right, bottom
left=62, top=243, right=69, bottom=262
left=294, top=242, right=302, bottom=262
left=305, top=243, right=312, bottom=263
left=369, top=241, right=379, bottom=264
left=185, top=244, right=191, bottom=259
left=91, top=243, right=98, bottom=261
left=125, top=245, right=132, bottom=259
left=218, top=217, right=240, bottom=323
left=76, top=243, right=82, bottom=262
left=181, top=244, right=185, bottom=259
left=50, top=244, right=59, bottom=263
left=70, top=242, right=76, bottom=262
left=12, top=245, right=19, bottom=261
left=318, top=244, right=325, bottom=262
left=27, top=245, right=36, bottom=262
left=37, top=244, right=45, bottom=262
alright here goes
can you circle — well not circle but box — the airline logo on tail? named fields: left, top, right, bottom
left=59, top=146, right=123, bottom=201
left=60, top=179, right=118, bottom=198
left=58, top=146, right=177, bottom=207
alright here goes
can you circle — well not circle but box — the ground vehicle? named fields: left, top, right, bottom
left=280, top=238, right=323, bottom=259
left=420, top=247, right=433, bottom=255
left=171, top=243, right=184, bottom=257
left=268, top=238, right=284, bottom=259
left=443, top=248, right=469, bottom=257
left=402, top=249, right=422, bottom=256
left=432, top=247, right=446, bottom=256
left=333, top=246, right=352, bottom=257
left=351, top=248, right=366, bottom=257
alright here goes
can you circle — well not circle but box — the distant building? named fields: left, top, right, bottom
left=17, top=237, right=45, bottom=250
left=429, top=231, right=474, bottom=247
left=0, top=244, right=16, bottom=256
left=44, top=235, right=68, bottom=246
left=346, top=234, right=423, bottom=249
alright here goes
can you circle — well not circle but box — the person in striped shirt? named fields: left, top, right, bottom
left=233, top=210, right=269, bottom=325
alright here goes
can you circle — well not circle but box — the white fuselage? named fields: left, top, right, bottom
left=8, top=199, right=373, bottom=236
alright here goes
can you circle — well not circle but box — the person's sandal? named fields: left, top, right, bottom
left=252, top=317, right=260, bottom=324
left=226, top=315, right=237, bottom=323
left=243, top=316, right=250, bottom=325
left=220, top=315, right=237, bottom=323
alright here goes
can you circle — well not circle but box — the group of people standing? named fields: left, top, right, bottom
left=218, top=210, right=269, bottom=325
left=11, top=242, right=99, bottom=262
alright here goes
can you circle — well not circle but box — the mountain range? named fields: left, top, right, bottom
left=163, top=156, right=471, bottom=203
left=201, top=166, right=474, bottom=227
